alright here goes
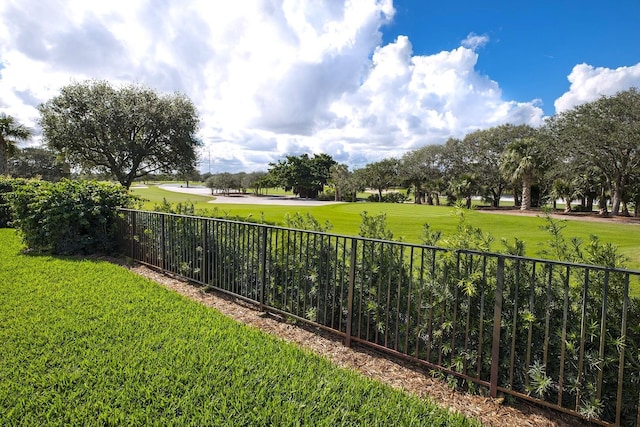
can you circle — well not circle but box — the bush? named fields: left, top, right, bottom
left=0, top=177, right=29, bottom=227
left=9, top=179, right=136, bottom=255
left=367, top=192, right=409, bottom=203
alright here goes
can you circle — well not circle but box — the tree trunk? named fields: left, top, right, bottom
left=521, top=172, right=533, bottom=211
left=0, top=138, right=7, bottom=175
left=610, top=173, right=626, bottom=216
left=598, top=187, right=608, bottom=215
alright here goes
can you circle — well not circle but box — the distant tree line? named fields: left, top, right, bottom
left=1, top=83, right=638, bottom=216
left=242, top=88, right=639, bottom=217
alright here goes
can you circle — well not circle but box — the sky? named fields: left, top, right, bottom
left=1, top=0, right=639, bottom=174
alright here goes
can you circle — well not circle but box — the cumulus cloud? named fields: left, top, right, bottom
left=554, top=62, right=640, bottom=112
left=0, top=0, right=547, bottom=172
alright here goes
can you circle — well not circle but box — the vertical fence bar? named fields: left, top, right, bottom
left=160, top=214, right=166, bottom=272
left=490, top=256, right=505, bottom=398
left=202, top=220, right=208, bottom=285
left=259, top=226, right=268, bottom=311
left=543, top=264, right=553, bottom=368
left=414, top=248, right=425, bottom=360
left=129, top=210, right=136, bottom=258
left=405, top=247, right=414, bottom=355
left=596, top=270, right=609, bottom=402
left=525, top=262, right=536, bottom=391
left=345, top=238, right=357, bottom=348
left=476, top=256, right=487, bottom=379
left=575, top=269, right=590, bottom=412
left=615, top=274, right=629, bottom=426
left=558, top=265, right=570, bottom=407
left=509, top=260, right=520, bottom=389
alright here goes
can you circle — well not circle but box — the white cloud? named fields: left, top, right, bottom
left=461, top=32, right=489, bottom=50
left=554, top=62, right=640, bottom=112
left=0, top=0, right=546, bottom=173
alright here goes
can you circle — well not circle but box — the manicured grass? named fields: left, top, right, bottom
left=0, top=229, right=477, bottom=426
left=131, top=186, right=640, bottom=270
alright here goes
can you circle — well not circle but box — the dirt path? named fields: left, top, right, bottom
left=476, top=207, right=640, bottom=225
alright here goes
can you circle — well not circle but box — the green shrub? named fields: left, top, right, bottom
left=367, top=192, right=409, bottom=203
left=9, top=179, right=136, bottom=254
left=0, top=177, right=29, bottom=227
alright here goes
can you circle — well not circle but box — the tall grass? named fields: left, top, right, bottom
left=0, top=229, right=477, bottom=426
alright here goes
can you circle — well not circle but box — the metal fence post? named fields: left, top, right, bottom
left=130, top=210, right=136, bottom=258
left=161, top=214, right=166, bottom=272
left=345, top=238, right=357, bottom=348
left=202, top=220, right=209, bottom=285
left=259, top=227, right=268, bottom=311
left=490, top=256, right=505, bottom=398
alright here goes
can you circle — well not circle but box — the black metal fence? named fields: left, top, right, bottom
left=118, top=209, right=640, bottom=426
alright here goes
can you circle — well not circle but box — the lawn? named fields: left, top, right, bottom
left=0, top=229, right=477, bottom=426
left=131, top=185, right=640, bottom=271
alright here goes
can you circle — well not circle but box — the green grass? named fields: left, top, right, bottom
left=131, top=186, right=640, bottom=271
left=0, top=229, right=477, bottom=426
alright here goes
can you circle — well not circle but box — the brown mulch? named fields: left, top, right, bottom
left=124, top=263, right=592, bottom=427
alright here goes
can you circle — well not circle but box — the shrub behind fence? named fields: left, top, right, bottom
left=118, top=209, right=640, bottom=426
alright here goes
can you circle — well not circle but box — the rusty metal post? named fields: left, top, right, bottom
left=490, top=256, right=505, bottom=398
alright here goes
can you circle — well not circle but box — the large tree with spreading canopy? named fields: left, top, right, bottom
left=548, top=88, right=640, bottom=216
left=39, top=80, right=201, bottom=189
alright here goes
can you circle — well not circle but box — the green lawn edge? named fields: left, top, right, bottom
left=0, top=229, right=478, bottom=427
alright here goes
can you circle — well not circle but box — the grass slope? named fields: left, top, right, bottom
left=0, top=229, right=477, bottom=426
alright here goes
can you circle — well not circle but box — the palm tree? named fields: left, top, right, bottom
left=0, top=113, right=32, bottom=175
left=500, top=137, right=546, bottom=211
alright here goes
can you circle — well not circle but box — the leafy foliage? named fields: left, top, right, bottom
left=8, top=179, right=136, bottom=254
left=0, top=113, right=32, bottom=176
left=544, top=88, right=640, bottom=216
left=39, top=80, right=201, bottom=189
left=268, top=153, right=336, bottom=198
left=7, top=147, right=70, bottom=181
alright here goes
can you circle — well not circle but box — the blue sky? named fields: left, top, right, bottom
left=1, top=0, right=639, bottom=172
left=384, top=0, right=640, bottom=115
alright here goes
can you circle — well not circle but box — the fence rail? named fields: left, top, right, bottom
left=118, top=209, right=640, bottom=426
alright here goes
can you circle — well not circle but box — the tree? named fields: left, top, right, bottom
left=8, top=147, right=69, bottom=181
left=329, top=163, right=362, bottom=201
left=0, top=113, right=32, bottom=175
left=206, top=172, right=240, bottom=195
left=399, top=145, right=444, bottom=204
left=38, top=80, right=201, bottom=189
left=499, top=136, right=549, bottom=211
left=548, top=88, right=640, bottom=216
left=360, top=158, right=399, bottom=201
left=268, top=153, right=336, bottom=198
left=460, top=124, right=537, bottom=207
